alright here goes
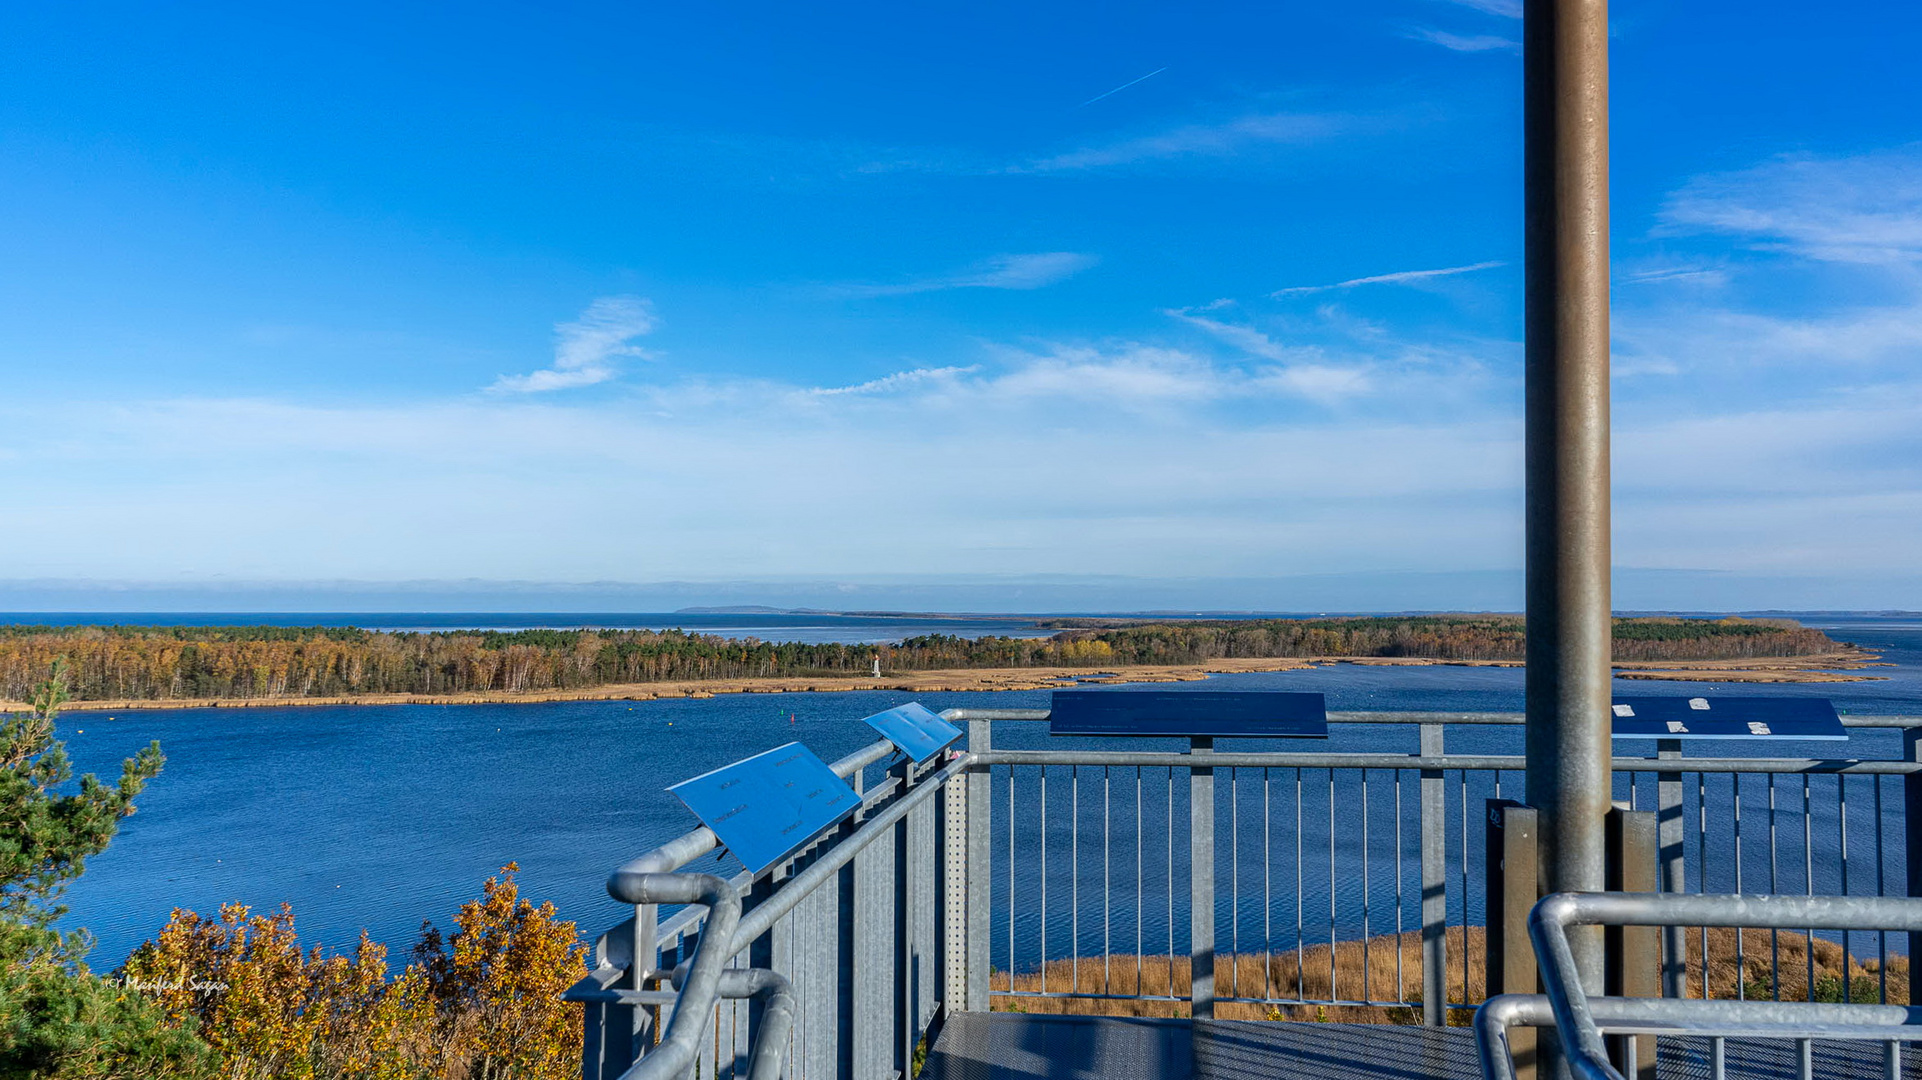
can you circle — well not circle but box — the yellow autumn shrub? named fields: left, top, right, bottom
left=122, top=866, right=582, bottom=1080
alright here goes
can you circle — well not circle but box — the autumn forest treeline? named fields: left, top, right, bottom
left=0, top=616, right=1844, bottom=703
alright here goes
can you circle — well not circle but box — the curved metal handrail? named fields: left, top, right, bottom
left=608, top=873, right=741, bottom=1080
left=1504, top=892, right=1922, bottom=1080
left=600, top=750, right=973, bottom=1079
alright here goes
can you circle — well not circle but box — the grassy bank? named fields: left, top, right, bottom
left=0, top=616, right=1854, bottom=705
left=992, top=925, right=1908, bottom=1023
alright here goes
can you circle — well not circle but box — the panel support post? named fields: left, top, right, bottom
left=1486, top=800, right=1539, bottom=1080
left=1656, top=739, right=1687, bottom=998
left=1189, top=736, right=1215, bottom=1019
left=1420, top=723, right=1448, bottom=1027
left=964, top=719, right=992, bottom=1012
left=1605, top=806, right=1659, bottom=1080
left=1523, top=0, right=1612, bottom=1031
left=940, top=754, right=967, bottom=1013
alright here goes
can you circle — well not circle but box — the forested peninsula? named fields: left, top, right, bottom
left=0, top=616, right=1867, bottom=706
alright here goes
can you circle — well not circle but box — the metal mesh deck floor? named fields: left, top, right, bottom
left=920, top=1015, right=1480, bottom=1080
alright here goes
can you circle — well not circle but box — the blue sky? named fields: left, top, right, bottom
left=2, top=1, right=1920, bottom=609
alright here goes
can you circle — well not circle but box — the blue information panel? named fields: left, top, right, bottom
left=1610, top=697, right=1845, bottom=741
left=1050, top=690, right=1328, bottom=738
left=860, top=702, right=962, bottom=763
left=668, top=743, right=862, bottom=873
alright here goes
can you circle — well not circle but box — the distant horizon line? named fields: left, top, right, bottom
left=0, top=607, right=1913, bottom=621
left=0, top=570, right=1916, bottom=616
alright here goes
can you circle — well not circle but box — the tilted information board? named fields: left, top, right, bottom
left=860, top=702, right=962, bottom=763
left=667, top=742, right=861, bottom=874
left=1050, top=690, right=1328, bottom=738
left=1609, top=696, right=1845, bottom=741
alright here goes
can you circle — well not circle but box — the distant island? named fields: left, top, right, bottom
left=0, top=615, right=1882, bottom=711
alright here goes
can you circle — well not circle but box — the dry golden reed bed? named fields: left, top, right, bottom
left=989, top=926, right=1909, bottom=1023
left=19, top=650, right=1882, bottom=713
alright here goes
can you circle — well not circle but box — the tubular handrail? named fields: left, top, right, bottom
left=976, top=749, right=1922, bottom=774
left=708, top=969, right=795, bottom=1080
left=1508, top=892, right=1922, bottom=1080
left=608, top=873, right=742, bottom=1080
left=943, top=708, right=1922, bottom=727
left=596, top=750, right=973, bottom=1079
left=603, top=709, right=1921, bottom=902
left=1477, top=994, right=1922, bottom=1080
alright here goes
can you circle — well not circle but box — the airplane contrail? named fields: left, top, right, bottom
left=1076, top=67, right=1168, bottom=108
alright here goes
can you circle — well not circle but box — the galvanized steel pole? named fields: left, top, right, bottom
left=1523, top=0, right=1611, bottom=1005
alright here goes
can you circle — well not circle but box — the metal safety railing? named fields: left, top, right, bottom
left=971, top=710, right=1922, bottom=1022
left=570, top=708, right=1922, bottom=1080
left=568, top=733, right=968, bottom=1080
left=1478, top=892, right=1922, bottom=1080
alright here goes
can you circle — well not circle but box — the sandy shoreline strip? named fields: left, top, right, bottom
left=8, top=649, right=1885, bottom=713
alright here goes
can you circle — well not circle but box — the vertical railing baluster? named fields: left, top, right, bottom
left=1657, top=739, right=1685, bottom=999
left=1734, top=772, right=1745, bottom=999
left=1328, top=767, right=1337, bottom=1001
left=1168, top=767, right=1176, bottom=998
left=1459, top=769, right=1469, bottom=1011
left=1230, top=760, right=1245, bottom=999
left=1841, top=771, right=1852, bottom=1003
left=1905, top=726, right=1922, bottom=974
left=1232, top=765, right=1241, bottom=1002
left=1875, top=775, right=1887, bottom=1004
left=1770, top=773, right=1780, bottom=1000
left=1190, top=737, right=1216, bottom=1018
left=891, top=758, right=912, bottom=1078
left=1104, top=765, right=1111, bottom=996
left=1362, top=768, right=1371, bottom=1005
left=1396, top=767, right=1406, bottom=1007
left=1805, top=773, right=1815, bottom=1002
left=1296, top=766, right=1305, bottom=1004
left=1040, top=765, right=1048, bottom=995
left=1265, top=767, right=1274, bottom=1004
left=1699, top=771, right=1709, bottom=998
left=1071, top=764, right=1080, bottom=994
left=964, top=717, right=992, bottom=1012
left=1419, top=723, right=1447, bottom=1026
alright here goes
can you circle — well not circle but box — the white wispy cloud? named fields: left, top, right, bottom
left=1431, top=0, right=1521, bottom=17
left=11, top=318, right=1922, bottom=586
left=808, top=366, right=979, bottom=396
left=1658, top=147, right=1922, bottom=264
left=1020, top=112, right=1346, bottom=172
left=834, top=252, right=1098, bottom=297
left=1163, top=310, right=1401, bottom=404
left=0, top=339, right=1530, bottom=581
left=1618, top=261, right=1730, bottom=288
left=1271, top=260, right=1505, bottom=296
left=489, top=296, right=658, bottom=393
left=1406, top=28, right=1519, bottom=52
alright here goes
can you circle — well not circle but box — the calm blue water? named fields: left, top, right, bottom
left=0, top=611, right=1060, bottom=644
left=51, top=615, right=1922, bottom=972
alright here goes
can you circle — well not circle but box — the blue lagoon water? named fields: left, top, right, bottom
left=51, top=616, right=1922, bottom=972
